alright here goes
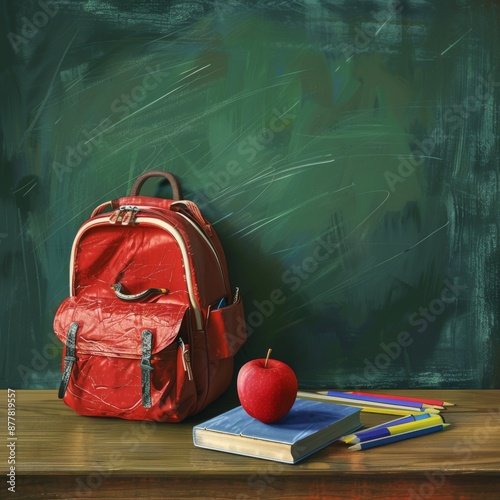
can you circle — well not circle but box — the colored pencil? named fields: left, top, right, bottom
left=325, top=390, right=442, bottom=411
left=296, top=391, right=437, bottom=416
left=350, top=391, right=454, bottom=407
left=359, top=407, right=434, bottom=416
left=348, top=415, right=445, bottom=444
left=318, top=391, right=440, bottom=413
left=348, top=423, right=450, bottom=451
left=340, top=413, right=435, bottom=443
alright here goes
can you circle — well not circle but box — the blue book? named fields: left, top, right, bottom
left=193, top=398, right=362, bottom=464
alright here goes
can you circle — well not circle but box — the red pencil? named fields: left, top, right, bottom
left=349, top=391, right=454, bottom=407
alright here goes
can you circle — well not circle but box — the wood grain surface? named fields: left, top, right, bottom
left=0, top=390, right=499, bottom=499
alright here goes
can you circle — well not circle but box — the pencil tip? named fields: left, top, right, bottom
left=340, top=435, right=354, bottom=443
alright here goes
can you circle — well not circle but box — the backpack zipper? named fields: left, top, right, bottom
left=69, top=208, right=222, bottom=331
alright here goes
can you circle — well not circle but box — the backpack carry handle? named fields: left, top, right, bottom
left=130, top=170, right=183, bottom=200
left=111, top=283, right=169, bottom=301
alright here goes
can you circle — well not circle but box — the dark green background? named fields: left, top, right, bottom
left=1, top=0, right=499, bottom=389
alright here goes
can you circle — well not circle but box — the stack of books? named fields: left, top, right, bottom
left=192, top=391, right=454, bottom=462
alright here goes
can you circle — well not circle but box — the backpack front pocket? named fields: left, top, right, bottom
left=54, top=296, right=197, bottom=422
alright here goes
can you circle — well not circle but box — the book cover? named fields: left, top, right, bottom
left=193, top=398, right=362, bottom=464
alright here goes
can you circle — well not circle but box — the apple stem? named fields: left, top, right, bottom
left=264, top=348, right=272, bottom=368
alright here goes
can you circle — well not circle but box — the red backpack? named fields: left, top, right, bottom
left=54, top=171, right=246, bottom=422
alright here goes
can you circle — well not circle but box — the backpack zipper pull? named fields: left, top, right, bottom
left=109, top=207, right=124, bottom=224
left=121, top=206, right=139, bottom=225
left=178, top=338, right=193, bottom=381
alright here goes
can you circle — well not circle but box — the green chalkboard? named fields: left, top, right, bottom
left=1, top=0, right=499, bottom=390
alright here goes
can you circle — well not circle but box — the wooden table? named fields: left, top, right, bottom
left=1, top=389, right=499, bottom=499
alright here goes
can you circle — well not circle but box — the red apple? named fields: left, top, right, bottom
left=237, top=351, right=298, bottom=424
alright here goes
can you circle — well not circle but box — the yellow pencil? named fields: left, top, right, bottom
left=347, top=414, right=445, bottom=444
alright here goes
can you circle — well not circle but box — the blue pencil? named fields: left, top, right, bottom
left=340, top=412, right=434, bottom=443
left=325, top=391, right=425, bottom=410
left=349, top=415, right=445, bottom=444
left=348, top=423, right=451, bottom=451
